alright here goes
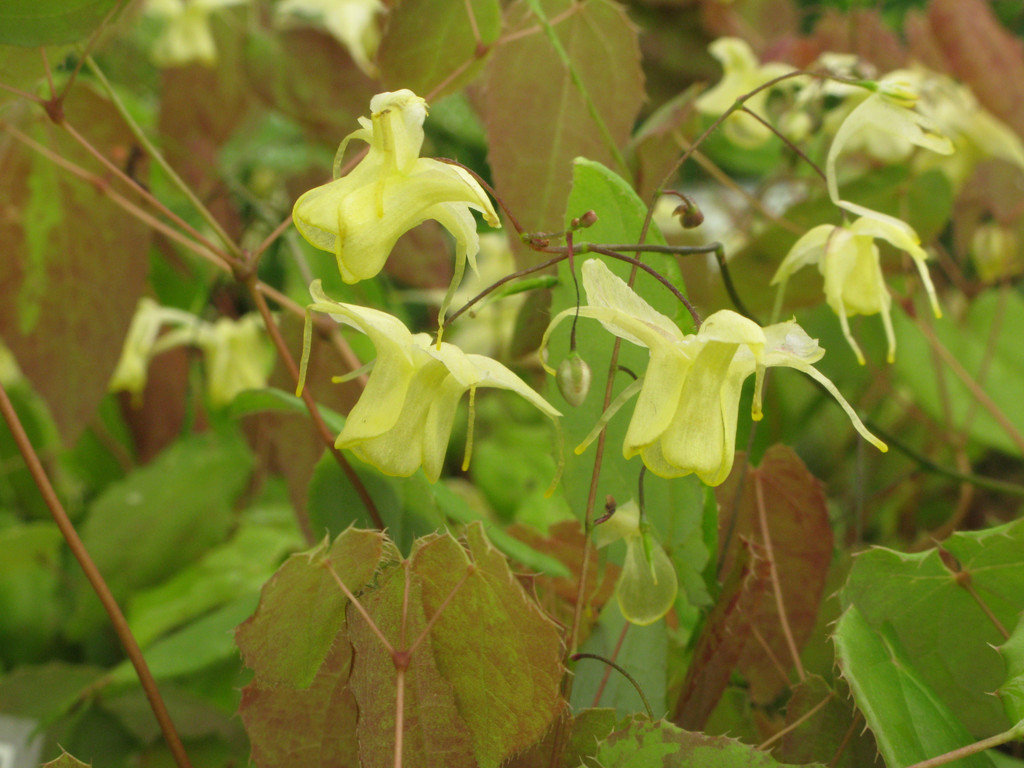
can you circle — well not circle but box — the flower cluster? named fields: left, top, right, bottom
left=694, top=40, right=997, bottom=363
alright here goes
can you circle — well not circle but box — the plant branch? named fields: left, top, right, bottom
left=905, top=719, right=1024, bottom=768
left=908, top=305, right=1024, bottom=456
left=242, top=271, right=383, bottom=533
left=0, top=380, right=193, bottom=768
left=572, top=653, right=653, bottom=719
left=324, top=561, right=394, bottom=654
left=84, top=55, right=244, bottom=260
left=757, top=692, right=834, bottom=750
left=866, top=422, right=1024, bottom=499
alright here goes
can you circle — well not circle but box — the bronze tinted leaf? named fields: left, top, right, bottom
left=0, top=88, right=150, bottom=444
left=482, top=0, right=643, bottom=259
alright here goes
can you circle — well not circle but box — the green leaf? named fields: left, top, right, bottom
left=572, top=601, right=669, bottom=719
left=997, top=615, right=1024, bottom=723
left=227, top=387, right=346, bottom=434
left=409, top=524, right=565, bottom=767
left=66, top=432, right=253, bottom=640
left=306, top=451, right=441, bottom=553
left=839, top=518, right=1024, bottom=736
left=41, top=750, right=91, bottom=768
left=236, top=527, right=390, bottom=689
left=834, top=604, right=995, bottom=768
left=126, top=522, right=301, bottom=648
left=893, top=287, right=1024, bottom=457
left=0, top=0, right=119, bottom=46
left=0, top=523, right=63, bottom=665
left=378, top=0, right=501, bottom=99
left=482, top=0, right=643, bottom=243
left=0, top=662, right=105, bottom=724
left=587, top=715, right=826, bottom=767
left=109, top=594, right=259, bottom=686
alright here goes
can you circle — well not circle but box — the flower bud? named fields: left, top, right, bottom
left=617, top=527, right=677, bottom=626
left=571, top=210, right=598, bottom=229
left=674, top=199, right=704, bottom=229
left=556, top=352, right=591, bottom=407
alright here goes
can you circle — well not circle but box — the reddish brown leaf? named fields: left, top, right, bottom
left=410, top=525, right=566, bottom=766
left=244, top=27, right=376, bottom=145
left=777, top=674, right=883, bottom=768
left=503, top=708, right=617, bottom=768
left=378, top=0, right=501, bottom=99
left=672, top=538, right=771, bottom=731
left=926, top=0, right=1024, bottom=137
left=235, top=528, right=390, bottom=688
left=628, top=88, right=702, bottom=202
left=157, top=22, right=254, bottom=238
left=348, top=564, right=477, bottom=768
left=236, top=525, right=565, bottom=767
left=0, top=88, right=150, bottom=444
left=715, top=445, right=833, bottom=705
left=240, top=639, right=360, bottom=768
left=506, top=520, right=619, bottom=637
left=904, top=10, right=949, bottom=74
left=482, top=0, right=643, bottom=261
left=807, top=9, right=907, bottom=72
left=120, top=346, right=202, bottom=464
left=242, top=314, right=360, bottom=516
left=700, top=0, right=799, bottom=48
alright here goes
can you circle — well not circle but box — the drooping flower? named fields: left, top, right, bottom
left=275, top=0, right=384, bottom=77
left=772, top=213, right=940, bottom=364
left=542, top=260, right=885, bottom=486
left=695, top=37, right=794, bottom=148
left=192, top=315, right=276, bottom=407
left=292, top=91, right=501, bottom=322
left=825, top=74, right=954, bottom=222
left=300, top=281, right=559, bottom=482
left=109, top=299, right=273, bottom=407
left=144, top=0, right=248, bottom=67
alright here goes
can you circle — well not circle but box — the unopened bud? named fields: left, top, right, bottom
left=571, top=210, right=599, bottom=229
left=556, top=352, right=591, bottom=407
left=674, top=198, right=704, bottom=229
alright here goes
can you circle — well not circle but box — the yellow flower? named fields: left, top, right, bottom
left=543, top=260, right=885, bottom=486
left=292, top=91, right=501, bottom=315
left=773, top=213, right=940, bottom=364
left=826, top=75, right=953, bottom=221
left=109, top=299, right=273, bottom=407
left=300, top=281, right=559, bottom=482
left=193, top=315, right=276, bottom=407
left=144, top=0, right=248, bottom=67
left=695, top=37, right=794, bottom=148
